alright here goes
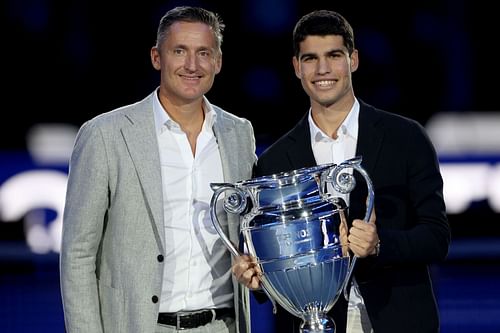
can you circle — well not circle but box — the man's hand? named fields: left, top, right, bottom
left=348, top=208, right=379, bottom=258
left=232, top=254, right=262, bottom=289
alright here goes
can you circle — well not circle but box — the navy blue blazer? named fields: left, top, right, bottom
left=254, top=100, right=450, bottom=333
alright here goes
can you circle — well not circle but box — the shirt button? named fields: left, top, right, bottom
left=152, top=295, right=158, bottom=303
left=157, top=254, right=164, bottom=262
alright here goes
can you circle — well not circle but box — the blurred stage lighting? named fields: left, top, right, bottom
left=1, top=115, right=500, bottom=254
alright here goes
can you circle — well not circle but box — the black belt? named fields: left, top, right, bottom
left=157, top=308, right=234, bottom=329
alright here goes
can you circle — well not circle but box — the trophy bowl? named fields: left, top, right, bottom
left=210, top=157, right=374, bottom=332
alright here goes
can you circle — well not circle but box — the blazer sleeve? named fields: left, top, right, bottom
left=60, top=120, right=108, bottom=333
left=376, top=120, right=450, bottom=265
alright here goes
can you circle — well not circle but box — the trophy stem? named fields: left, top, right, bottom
left=300, top=310, right=335, bottom=333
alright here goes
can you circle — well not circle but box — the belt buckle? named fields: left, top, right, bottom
left=176, top=312, right=188, bottom=330
left=176, top=313, right=181, bottom=330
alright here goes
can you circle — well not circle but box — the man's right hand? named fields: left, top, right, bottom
left=232, top=254, right=262, bottom=289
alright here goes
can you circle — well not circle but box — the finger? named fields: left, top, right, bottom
left=241, top=266, right=255, bottom=281
left=348, top=242, right=372, bottom=258
left=348, top=232, right=371, bottom=248
left=232, top=265, right=246, bottom=281
left=351, top=220, right=377, bottom=234
left=248, top=272, right=262, bottom=289
left=246, top=277, right=260, bottom=289
left=251, top=262, right=262, bottom=275
left=348, top=227, right=378, bottom=247
left=232, top=255, right=262, bottom=288
left=232, top=258, right=253, bottom=280
left=233, top=255, right=255, bottom=269
left=242, top=267, right=262, bottom=289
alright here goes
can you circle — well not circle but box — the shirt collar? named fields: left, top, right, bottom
left=153, top=90, right=217, bottom=135
left=309, top=98, right=360, bottom=143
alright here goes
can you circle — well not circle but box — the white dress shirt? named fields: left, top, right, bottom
left=309, top=100, right=359, bottom=204
left=308, top=99, right=374, bottom=333
left=153, top=92, right=233, bottom=312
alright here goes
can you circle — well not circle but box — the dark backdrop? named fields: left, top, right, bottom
left=4, top=0, right=500, bottom=149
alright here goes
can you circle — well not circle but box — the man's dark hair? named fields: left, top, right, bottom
left=293, top=10, right=355, bottom=58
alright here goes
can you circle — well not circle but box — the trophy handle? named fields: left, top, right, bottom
left=209, top=183, right=248, bottom=257
left=319, top=156, right=375, bottom=300
left=210, top=183, right=279, bottom=314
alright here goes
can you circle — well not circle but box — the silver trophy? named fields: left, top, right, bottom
left=210, top=157, right=374, bottom=332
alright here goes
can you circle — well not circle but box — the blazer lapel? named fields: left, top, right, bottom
left=121, top=96, right=165, bottom=252
left=213, top=113, right=239, bottom=183
left=356, top=101, right=384, bottom=177
left=286, top=113, right=317, bottom=170
left=350, top=101, right=384, bottom=220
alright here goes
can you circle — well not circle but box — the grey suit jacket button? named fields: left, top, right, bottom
left=152, top=295, right=159, bottom=303
left=157, top=254, right=164, bottom=262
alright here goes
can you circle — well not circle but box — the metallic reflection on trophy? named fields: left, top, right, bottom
left=210, top=157, right=374, bottom=333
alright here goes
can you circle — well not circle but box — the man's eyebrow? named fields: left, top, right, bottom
left=299, top=52, right=317, bottom=60
left=299, top=48, right=344, bottom=60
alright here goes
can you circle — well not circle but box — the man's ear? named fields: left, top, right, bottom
left=292, top=56, right=301, bottom=79
left=151, top=46, right=161, bottom=70
left=350, top=49, right=359, bottom=72
left=215, top=53, right=222, bottom=75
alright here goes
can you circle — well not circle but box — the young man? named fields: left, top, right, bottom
left=60, top=6, right=256, bottom=333
left=235, top=9, right=450, bottom=333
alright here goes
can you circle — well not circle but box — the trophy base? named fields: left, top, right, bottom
left=300, top=313, right=335, bottom=333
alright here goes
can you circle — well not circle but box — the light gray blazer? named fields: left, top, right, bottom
left=60, top=90, right=257, bottom=333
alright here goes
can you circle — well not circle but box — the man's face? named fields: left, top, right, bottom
left=151, top=21, right=222, bottom=105
left=293, top=35, right=358, bottom=108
